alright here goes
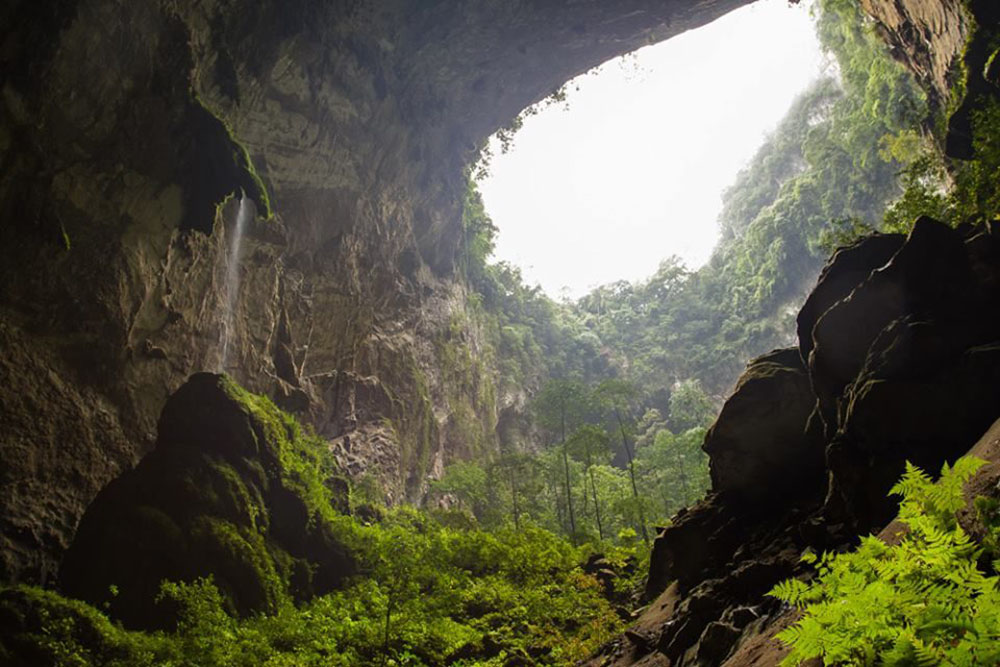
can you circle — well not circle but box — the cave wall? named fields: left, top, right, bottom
left=859, top=0, right=971, bottom=113
left=0, top=0, right=754, bottom=584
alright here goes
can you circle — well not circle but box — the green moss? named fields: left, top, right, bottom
left=232, top=140, right=273, bottom=219
left=59, top=224, right=71, bottom=252
left=189, top=517, right=285, bottom=617
left=0, top=586, right=173, bottom=666
left=205, top=460, right=265, bottom=531
left=190, top=91, right=274, bottom=220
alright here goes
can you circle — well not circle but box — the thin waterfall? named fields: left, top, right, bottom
left=219, top=192, right=251, bottom=371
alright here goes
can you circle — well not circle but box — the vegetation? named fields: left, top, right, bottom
left=770, top=457, right=1000, bottom=666
left=11, top=1, right=1000, bottom=665
left=2, top=387, right=638, bottom=667
left=461, top=0, right=932, bottom=421
left=442, top=0, right=933, bottom=553
left=431, top=376, right=714, bottom=546
left=2, top=514, right=632, bottom=666
left=884, top=98, right=1000, bottom=230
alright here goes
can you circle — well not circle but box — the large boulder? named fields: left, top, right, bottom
left=796, top=232, right=905, bottom=366
left=702, top=348, right=825, bottom=502
left=808, top=217, right=978, bottom=433
left=810, top=219, right=1000, bottom=530
left=58, top=373, right=356, bottom=629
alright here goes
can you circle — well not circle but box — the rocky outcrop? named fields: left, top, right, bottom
left=702, top=348, right=825, bottom=503
left=58, top=373, right=357, bottom=629
left=859, top=0, right=1000, bottom=158
left=1, top=0, right=760, bottom=584
left=859, top=0, right=971, bottom=113
left=596, top=217, right=1000, bottom=666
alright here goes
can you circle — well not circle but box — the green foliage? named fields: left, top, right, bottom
left=770, top=456, right=1000, bottom=666
left=2, top=509, right=630, bottom=667
left=1, top=383, right=635, bottom=666
left=430, top=373, right=711, bottom=547
left=667, top=379, right=714, bottom=432
left=0, top=586, right=174, bottom=667
left=883, top=97, right=1000, bottom=229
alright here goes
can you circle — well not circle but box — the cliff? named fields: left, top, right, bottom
left=0, top=0, right=751, bottom=584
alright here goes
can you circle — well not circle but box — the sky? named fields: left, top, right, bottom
left=477, top=0, right=828, bottom=299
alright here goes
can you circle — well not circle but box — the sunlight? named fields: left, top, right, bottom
left=478, top=0, right=827, bottom=299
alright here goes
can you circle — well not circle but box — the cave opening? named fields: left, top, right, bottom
left=476, top=0, right=824, bottom=299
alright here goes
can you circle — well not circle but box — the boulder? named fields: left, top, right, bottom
left=829, top=342, right=1000, bottom=530
left=809, top=218, right=976, bottom=430
left=703, top=348, right=825, bottom=502
left=58, top=373, right=356, bottom=629
left=796, top=232, right=905, bottom=365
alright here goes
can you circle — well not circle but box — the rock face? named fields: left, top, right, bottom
left=598, top=218, right=1000, bottom=666
left=0, top=0, right=754, bottom=583
left=0, top=0, right=985, bottom=623
left=702, top=348, right=825, bottom=503
left=58, top=373, right=357, bottom=630
left=859, top=0, right=999, bottom=158
left=859, top=0, right=971, bottom=112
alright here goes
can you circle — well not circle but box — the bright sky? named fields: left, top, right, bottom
left=477, top=0, right=827, bottom=299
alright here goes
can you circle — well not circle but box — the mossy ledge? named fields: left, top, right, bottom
left=57, top=373, right=358, bottom=630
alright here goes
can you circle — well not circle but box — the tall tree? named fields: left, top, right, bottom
left=534, top=379, right=588, bottom=538
left=595, top=379, right=650, bottom=544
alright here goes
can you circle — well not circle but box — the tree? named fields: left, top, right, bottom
left=567, top=424, right=612, bottom=540
left=668, top=379, right=715, bottom=432
left=594, top=379, right=650, bottom=544
left=533, top=379, right=588, bottom=538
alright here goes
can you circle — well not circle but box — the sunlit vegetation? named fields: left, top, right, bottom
left=884, top=98, right=1000, bottom=230
left=431, top=376, right=713, bottom=545
left=1, top=392, right=637, bottom=667
left=770, top=457, right=1000, bottom=666
left=461, top=0, right=932, bottom=419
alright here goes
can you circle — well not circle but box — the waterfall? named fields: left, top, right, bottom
left=219, top=193, right=251, bottom=371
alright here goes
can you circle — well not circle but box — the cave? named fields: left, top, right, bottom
left=0, top=0, right=763, bottom=585
left=2, top=0, right=1000, bottom=665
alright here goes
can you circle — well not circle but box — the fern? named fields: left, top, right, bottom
left=769, top=456, right=1000, bottom=666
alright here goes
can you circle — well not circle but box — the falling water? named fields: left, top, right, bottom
left=219, top=193, right=251, bottom=371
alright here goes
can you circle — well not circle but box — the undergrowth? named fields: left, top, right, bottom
left=770, top=456, right=1000, bottom=666
left=1, top=381, right=641, bottom=667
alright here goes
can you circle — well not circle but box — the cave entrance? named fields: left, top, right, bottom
left=476, top=0, right=824, bottom=299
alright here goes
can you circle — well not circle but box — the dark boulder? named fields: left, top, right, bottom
left=809, top=218, right=977, bottom=432
left=703, top=348, right=825, bottom=502
left=829, top=342, right=1000, bottom=530
left=58, top=373, right=355, bottom=629
left=694, top=621, right=741, bottom=666
left=796, top=232, right=905, bottom=365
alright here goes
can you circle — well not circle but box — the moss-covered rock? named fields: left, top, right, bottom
left=58, top=373, right=356, bottom=629
left=0, top=585, right=167, bottom=666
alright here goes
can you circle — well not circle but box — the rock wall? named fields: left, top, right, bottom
left=0, top=0, right=752, bottom=584
left=859, top=0, right=972, bottom=112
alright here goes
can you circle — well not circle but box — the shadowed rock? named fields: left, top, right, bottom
left=703, top=348, right=825, bottom=503
left=59, top=373, right=355, bottom=630
left=628, top=216, right=1000, bottom=666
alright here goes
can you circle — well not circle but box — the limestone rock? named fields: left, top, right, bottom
left=0, top=0, right=755, bottom=583
left=808, top=218, right=978, bottom=435
left=703, top=348, right=825, bottom=502
left=859, top=0, right=970, bottom=113
left=796, top=232, right=904, bottom=366
left=58, top=373, right=356, bottom=629
left=634, top=216, right=1000, bottom=665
